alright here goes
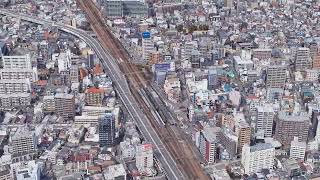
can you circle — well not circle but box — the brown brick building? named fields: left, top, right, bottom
left=312, top=54, right=320, bottom=69
left=274, top=112, right=309, bottom=147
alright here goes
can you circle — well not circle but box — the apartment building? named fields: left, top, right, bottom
left=290, top=137, right=306, bottom=161
left=241, top=143, right=275, bottom=174
left=275, top=111, right=309, bottom=146
left=256, top=104, right=274, bottom=138
left=99, top=0, right=148, bottom=17
left=0, top=93, right=31, bottom=108
left=85, top=87, right=106, bottom=106
left=99, top=113, right=115, bottom=147
left=55, top=93, right=75, bottom=121
left=199, top=127, right=220, bottom=164
left=2, top=54, right=32, bottom=69
left=10, top=127, right=37, bottom=155
left=295, top=47, right=312, bottom=71
left=266, top=65, right=287, bottom=88
left=252, top=49, right=272, bottom=60
left=0, top=79, right=31, bottom=94
left=235, top=120, right=251, bottom=153
left=43, top=95, right=55, bottom=113
left=0, top=68, right=38, bottom=82
left=136, top=144, right=154, bottom=171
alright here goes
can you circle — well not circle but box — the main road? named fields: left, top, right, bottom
left=0, top=10, right=185, bottom=180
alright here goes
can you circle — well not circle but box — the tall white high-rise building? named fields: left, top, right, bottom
left=0, top=54, right=36, bottom=108
left=142, top=33, right=154, bottom=64
left=256, top=104, right=274, bottom=138
left=290, top=137, right=306, bottom=160
left=2, top=54, right=32, bottom=69
left=241, top=143, right=275, bottom=174
left=135, top=144, right=154, bottom=171
left=54, top=50, right=71, bottom=73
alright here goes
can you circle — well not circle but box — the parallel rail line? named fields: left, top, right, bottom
left=77, top=1, right=209, bottom=179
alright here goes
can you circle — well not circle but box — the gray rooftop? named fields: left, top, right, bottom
left=278, top=111, right=309, bottom=122
left=250, top=143, right=273, bottom=152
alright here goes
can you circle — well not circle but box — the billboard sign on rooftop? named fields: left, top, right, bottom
left=142, top=31, right=151, bottom=39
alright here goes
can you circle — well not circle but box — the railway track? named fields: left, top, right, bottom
left=77, top=1, right=209, bottom=179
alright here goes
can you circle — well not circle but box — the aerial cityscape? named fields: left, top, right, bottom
left=0, top=0, right=319, bottom=179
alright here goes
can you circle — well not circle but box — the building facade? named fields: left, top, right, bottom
left=135, top=144, right=154, bottom=171
left=0, top=93, right=31, bottom=109
left=235, top=121, right=251, bottom=153
left=55, top=93, right=75, bottom=121
left=309, top=43, right=319, bottom=59
left=10, top=127, right=37, bottom=155
left=43, top=95, right=55, bottom=113
left=99, top=113, right=115, bottom=147
left=0, top=68, right=38, bottom=82
left=256, top=105, right=274, bottom=138
left=312, top=54, right=320, bottom=69
left=208, top=69, right=219, bottom=90
left=69, top=65, right=79, bottom=83
left=266, top=65, right=286, bottom=88
left=295, top=47, right=312, bottom=71
left=290, top=137, right=306, bottom=160
left=142, top=33, right=154, bottom=64
left=85, top=87, right=106, bottom=106
left=275, top=112, right=309, bottom=146
left=70, top=153, right=93, bottom=173
left=0, top=79, right=31, bottom=94
left=252, top=49, right=272, bottom=60
left=241, top=143, right=275, bottom=174
left=219, top=128, right=238, bottom=158
left=99, top=0, right=148, bottom=17
left=199, top=127, right=219, bottom=164
left=2, top=54, right=32, bottom=69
